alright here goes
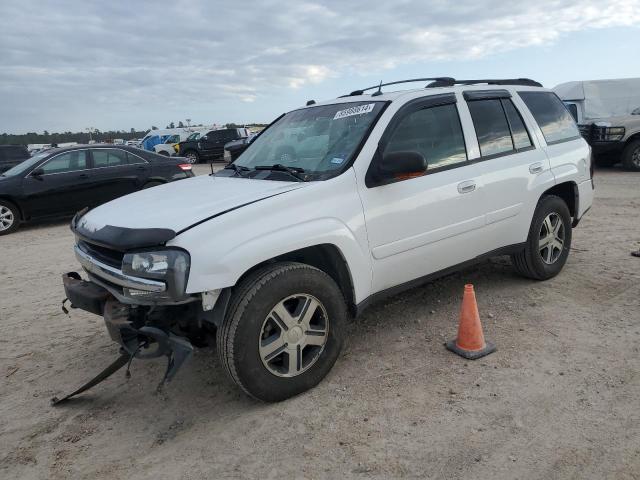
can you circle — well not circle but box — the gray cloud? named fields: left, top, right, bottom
left=1, top=0, right=638, bottom=132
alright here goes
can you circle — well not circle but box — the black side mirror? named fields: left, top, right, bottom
left=31, top=168, right=45, bottom=178
left=378, top=151, right=427, bottom=181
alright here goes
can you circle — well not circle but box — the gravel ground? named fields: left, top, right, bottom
left=1, top=167, right=639, bottom=479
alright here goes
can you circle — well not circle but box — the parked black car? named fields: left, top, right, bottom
left=224, top=134, right=257, bottom=161
left=0, top=145, right=30, bottom=174
left=177, top=128, right=248, bottom=164
left=0, top=145, right=194, bottom=235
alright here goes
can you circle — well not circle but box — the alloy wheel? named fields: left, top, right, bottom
left=185, top=153, right=198, bottom=164
left=538, top=212, right=565, bottom=264
left=258, top=294, right=329, bottom=377
left=632, top=146, right=640, bottom=168
left=0, top=206, right=14, bottom=232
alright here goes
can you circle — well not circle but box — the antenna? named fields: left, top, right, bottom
left=210, top=162, right=214, bottom=176
left=371, top=80, right=383, bottom=97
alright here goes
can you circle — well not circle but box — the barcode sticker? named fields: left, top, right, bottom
left=333, top=103, right=375, bottom=120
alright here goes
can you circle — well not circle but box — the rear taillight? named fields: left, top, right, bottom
left=178, top=164, right=192, bottom=171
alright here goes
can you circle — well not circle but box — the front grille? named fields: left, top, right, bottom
left=578, top=124, right=592, bottom=142
left=78, top=241, right=124, bottom=269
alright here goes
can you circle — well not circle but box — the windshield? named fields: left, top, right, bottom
left=226, top=101, right=384, bottom=180
left=2, top=152, right=50, bottom=176
left=186, top=132, right=201, bottom=141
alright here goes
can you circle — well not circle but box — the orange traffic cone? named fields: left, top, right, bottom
left=446, top=284, right=496, bottom=359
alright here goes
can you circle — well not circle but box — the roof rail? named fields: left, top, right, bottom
left=342, top=77, right=455, bottom=97
left=342, top=77, right=542, bottom=97
left=441, top=78, right=543, bottom=88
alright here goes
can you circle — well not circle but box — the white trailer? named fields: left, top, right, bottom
left=554, top=78, right=640, bottom=124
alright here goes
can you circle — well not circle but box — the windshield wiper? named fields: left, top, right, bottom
left=223, top=163, right=251, bottom=177
left=254, top=164, right=308, bottom=182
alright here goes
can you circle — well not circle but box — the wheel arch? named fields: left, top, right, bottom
left=624, top=130, right=640, bottom=145
left=0, top=195, right=24, bottom=220
left=235, top=243, right=357, bottom=316
left=541, top=181, right=577, bottom=218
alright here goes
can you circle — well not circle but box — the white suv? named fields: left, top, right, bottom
left=62, top=77, right=594, bottom=402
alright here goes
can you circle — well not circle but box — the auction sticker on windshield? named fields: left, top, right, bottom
left=333, top=103, right=375, bottom=120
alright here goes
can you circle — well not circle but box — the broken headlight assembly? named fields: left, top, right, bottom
left=122, top=249, right=191, bottom=302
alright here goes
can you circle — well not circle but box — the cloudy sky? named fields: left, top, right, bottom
left=1, top=0, right=639, bottom=133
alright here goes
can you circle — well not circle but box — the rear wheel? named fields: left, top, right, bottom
left=621, top=139, right=640, bottom=171
left=217, top=262, right=346, bottom=402
left=0, top=200, right=20, bottom=235
left=184, top=150, right=199, bottom=164
left=511, top=195, right=572, bottom=280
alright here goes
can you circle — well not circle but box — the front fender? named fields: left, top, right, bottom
left=182, top=218, right=371, bottom=303
left=171, top=170, right=372, bottom=303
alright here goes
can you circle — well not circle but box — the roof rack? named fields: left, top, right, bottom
left=342, top=77, right=542, bottom=97
left=441, top=78, right=543, bottom=88
left=341, top=78, right=455, bottom=97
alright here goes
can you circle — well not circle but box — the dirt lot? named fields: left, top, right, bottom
left=1, top=167, right=639, bottom=479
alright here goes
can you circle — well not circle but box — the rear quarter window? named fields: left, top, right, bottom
left=519, top=91, right=580, bottom=145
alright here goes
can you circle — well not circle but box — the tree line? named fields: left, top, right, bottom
left=0, top=129, right=147, bottom=146
left=0, top=123, right=270, bottom=146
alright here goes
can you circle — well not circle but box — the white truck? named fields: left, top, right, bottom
left=58, top=77, right=593, bottom=403
left=554, top=78, right=640, bottom=170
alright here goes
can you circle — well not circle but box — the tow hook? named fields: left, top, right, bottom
left=51, top=299, right=194, bottom=406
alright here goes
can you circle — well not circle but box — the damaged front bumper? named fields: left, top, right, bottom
left=57, top=272, right=195, bottom=404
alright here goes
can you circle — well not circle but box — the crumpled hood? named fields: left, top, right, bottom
left=77, top=175, right=304, bottom=234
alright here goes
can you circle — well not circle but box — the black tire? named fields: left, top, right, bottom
left=511, top=195, right=572, bottom=280
left=142, top=181, right=163, bottom=189
left=183, top=150, right=199, bottom=164
left=621, top=139, right=640, bottom=171
left=0, top=199, right=20, bottom=236
left=217, top=262, right=346, bottom=402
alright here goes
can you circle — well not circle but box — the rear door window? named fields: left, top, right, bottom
left=518, top=91, right=580, bottom=144
left=467, top=97, right=533, bottom=157
left=467, top=99, right=514, bottom=157
left=502, top=100, right=532, bottom=150
left=92, top=148, right=129, bottom=168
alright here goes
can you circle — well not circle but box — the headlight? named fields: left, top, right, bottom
left=122, top=249, right=190, bottom=301
left=593, top=125, right=625, bottom=142
left=604, top=127, right=625, bottom=141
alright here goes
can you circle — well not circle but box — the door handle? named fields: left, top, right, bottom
left=136, top=166, right=146, bottom=170
left=457, top=180, right=476, bottom=194
left=78, top=173, right=89, bottom=179
left=529, top=162, right=544, bottom=174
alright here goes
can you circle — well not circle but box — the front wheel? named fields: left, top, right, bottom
left=511, top=195, right=572, bottom=280
left=0, top=200, right=19, bottom=235
left=217, top=262, right=346, bottom=402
